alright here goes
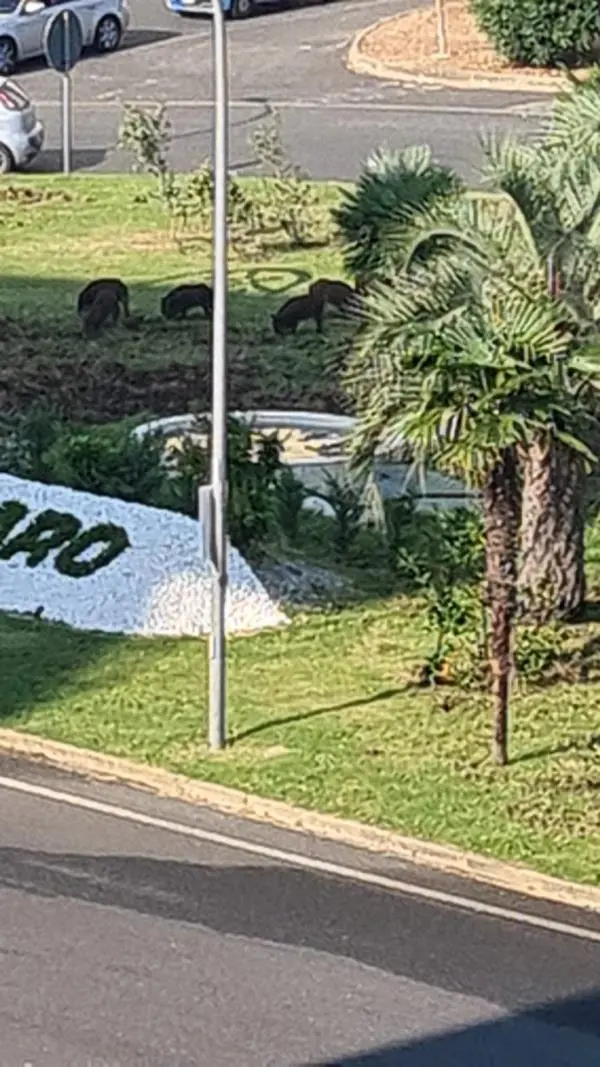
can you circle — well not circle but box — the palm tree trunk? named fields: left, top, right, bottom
left=482, top=449, right=519, bottom=766
left=518, top=437, right=585, bottom=623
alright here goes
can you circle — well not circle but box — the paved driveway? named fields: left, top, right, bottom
left=12, top=0, right=551, bottom=178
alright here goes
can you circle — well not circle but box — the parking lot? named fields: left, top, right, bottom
left=10, top=0, right=549, bottom=179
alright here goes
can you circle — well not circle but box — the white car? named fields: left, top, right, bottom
left=0, top=0, right=130, bottom=75
left=0, top=76, right=44, bottom=171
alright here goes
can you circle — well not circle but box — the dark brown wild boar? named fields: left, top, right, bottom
left=272, top=293, right=325, bottom=336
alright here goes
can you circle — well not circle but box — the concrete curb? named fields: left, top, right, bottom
left=346, top=12, right=571, bottom=96
left=2, top=727, right=600, bottom=913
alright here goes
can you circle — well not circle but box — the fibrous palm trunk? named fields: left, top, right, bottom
left=483, top=449, right=519, bottom=766
left=518, top=437, right=585, bottom=623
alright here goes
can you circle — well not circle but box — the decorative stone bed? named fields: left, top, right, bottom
left=0, top=473, right=287, bottom=637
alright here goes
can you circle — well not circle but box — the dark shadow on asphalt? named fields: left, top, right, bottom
left=232, top=686, right=405, bottom=741
left=34, top=148, right=109, bottom=173
left=13, top=29, right=180, bottom=76
left=2, top=845, right=600, bottom=1032
left=118, top=27, right=181, bottom=52
left=301, top=990, right=600, bottom=1065
left=168, top=101, right=272, bottom=143
left=189, top=0, right=350, bottom=21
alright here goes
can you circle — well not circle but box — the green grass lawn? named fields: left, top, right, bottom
left=2, top=583, right=600, bottom=886
left=2, top=175, right=600, bottom=888
left=0, top=174, right=350, bottom=421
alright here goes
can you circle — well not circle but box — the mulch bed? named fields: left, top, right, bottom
left=0, top=357, right=346, bottom=424
left=360, top=0, right=585, bottom=87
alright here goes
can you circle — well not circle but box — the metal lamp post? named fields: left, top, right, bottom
left=208, top=0, right=229, bottom=750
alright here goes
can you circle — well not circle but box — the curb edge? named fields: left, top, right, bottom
left=1, top=727, right=599, bottom=913
left=346, top=12, right=568, bottom=96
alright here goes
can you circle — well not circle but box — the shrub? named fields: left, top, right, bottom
left=275, top=468, right=307, bottom=545
left=0, top=402, right=65, bottom=482
left=317, top=473, right=366, bottom=557
left=469, top=0, right=600, bottom=68
left=386, top=503, right=487, bottom=683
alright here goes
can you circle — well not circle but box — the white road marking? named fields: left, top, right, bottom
left=34, top=98, right=543, bottom=117
left=0, top=773, right=599, bottom=943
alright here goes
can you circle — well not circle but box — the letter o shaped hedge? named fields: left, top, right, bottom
left=54, top=522, right=131, bottom=578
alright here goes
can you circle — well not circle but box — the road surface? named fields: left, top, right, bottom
left=12, top=0, right=551, bottom=179
left=1, top=753, right=600, bottom=1065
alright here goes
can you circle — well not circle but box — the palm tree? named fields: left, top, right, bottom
left=337, top=75, right=600, bottom=622
left=347, top=256, right=594, bottom=764
left=333, top=145, right=462, bottom=287
left=476, top=118, right=600, bottom=621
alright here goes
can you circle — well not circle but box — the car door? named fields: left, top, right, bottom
left=18, top=0, right=55, bottom=59
left=66, top=0, right=96, bottom=46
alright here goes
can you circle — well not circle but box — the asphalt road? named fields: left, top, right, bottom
left=1, top=755, right=600, bottom=1066
left=12, top=0, right=552, bottom=179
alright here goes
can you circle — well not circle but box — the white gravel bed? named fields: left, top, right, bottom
left=0, top=474, right=288, bottom=637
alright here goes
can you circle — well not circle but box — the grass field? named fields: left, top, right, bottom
left=2, top=175, right=600, bottom=888
left=0, top=174, right=350, bottom=421
left=2, top=586, right=600, bottom=885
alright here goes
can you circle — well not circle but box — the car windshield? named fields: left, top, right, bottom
left=0, top=0, right=20, bottom=12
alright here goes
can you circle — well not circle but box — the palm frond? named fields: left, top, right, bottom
left=333, top=145, right=463, bottom=281
left=546, top=75, right=600, bottom=158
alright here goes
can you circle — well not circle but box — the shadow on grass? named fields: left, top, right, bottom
left=232, top=686, right=404, bottom=742
left=513, top=739, right=596, bottom=765
left=576, top=601, right=600, bottom=624
left=0, top=613, right=118, bottom=721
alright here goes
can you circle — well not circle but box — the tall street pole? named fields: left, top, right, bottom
left=208, top=0, right=229, bottom=750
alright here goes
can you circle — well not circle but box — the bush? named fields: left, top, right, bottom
left=41, top=422, right=169, bottom=507
left=469, top=0, right=600, bottom=68
left=386, top=502, right=487, bottom=683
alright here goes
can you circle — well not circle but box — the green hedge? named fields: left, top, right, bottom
left=469, top=0, right=600, bottom=68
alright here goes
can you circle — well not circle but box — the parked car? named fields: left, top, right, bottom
left=0, top=0, right=131, bottom=75
left=164, top=0, right=330, bottom=19
left=0, top=76, right=43, bottom=171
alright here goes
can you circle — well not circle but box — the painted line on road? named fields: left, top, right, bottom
left=33, top=98, right=545, bottom=118
left=1, top=772, right=599, bottom=945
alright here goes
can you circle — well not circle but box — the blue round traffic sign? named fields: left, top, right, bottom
left=44, top=9, right=83, bottom=73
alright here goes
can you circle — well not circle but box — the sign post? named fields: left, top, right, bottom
left=207, top=0, right=229, bottom=751
left=43, top=9, right=83, bottom=175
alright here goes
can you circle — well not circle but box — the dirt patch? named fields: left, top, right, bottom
left=0, top=186, right=75, bottom=205
left=0, top=355, right=346, bottom=424
left=357, top=1, right=590, bottom=89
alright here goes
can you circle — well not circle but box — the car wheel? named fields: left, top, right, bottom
left=230, top=0, right=253, bottom=18
left=0, top=143, right=14, bottom=174
left=0, top=36, right=17, bottom=76
left=93, top=15, right=122, bottom=54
